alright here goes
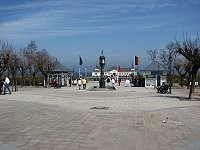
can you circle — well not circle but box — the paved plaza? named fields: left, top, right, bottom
left=0, top=82, right=200, bottom=150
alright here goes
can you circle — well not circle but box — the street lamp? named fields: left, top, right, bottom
left=99, top=51, right=105, bottom=88
left=157, top=64, right=160, bottom=87
left=169, top=52, right=172, bottom=94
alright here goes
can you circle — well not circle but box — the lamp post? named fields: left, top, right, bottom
left=169, top=52, right=172, bottom=94
left=157, top=64, right=160, bottom=87
left=99, top=51, right=105, bottom=88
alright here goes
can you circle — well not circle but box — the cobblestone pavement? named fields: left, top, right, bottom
left=0, top=83, right=200, bottom=150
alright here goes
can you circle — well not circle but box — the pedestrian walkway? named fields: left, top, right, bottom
left=0, top=82, right=200, bottom=150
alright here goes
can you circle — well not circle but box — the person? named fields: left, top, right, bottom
left=160, top=82, right=166, bottom=92
left=0, top=80, right=4, bottom=94
left=125, top=79, right=130, bottom=87
left=52, top=78, right=56, bottom=87
left=118, top=78, right=121, bottom=86
left=53, top=79, right=58, bottom=88
left=77, top=78, right=82, bottom=90
left=111, top=78, right=115, bottom=87
left=82, top=78, right=87, bottom=89
left=3, top=76, right=11, bottom=95
left=106, top=77, right=111, bottom=86
left=157, top=82, right=169, bottom=93
left=69, top=78, right=72, bottom=87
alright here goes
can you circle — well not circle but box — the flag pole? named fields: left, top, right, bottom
left=79, top=55, right=82, bottom=78
left=79, top=65, right=80, bottom=78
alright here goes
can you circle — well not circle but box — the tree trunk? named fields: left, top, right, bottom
left=180, top=76, right=184, bottom=87
left=187, top=73, right=192, bottom=89
left=21, top=73, right=25, bottom=87
left=41, top=72, right=48, bottom=86
left=188, top=66, right=199, bottom=99
left=21, top=68, right=25, bottom=87
left=12, top=77, right=14, bottom=92
left=32, top=73, right=36, bottom=86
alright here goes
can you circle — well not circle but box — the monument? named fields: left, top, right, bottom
left=88, top=51, right=116, bottom=91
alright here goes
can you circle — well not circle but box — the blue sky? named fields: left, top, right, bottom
left=0, top=0, right=200, bottom=72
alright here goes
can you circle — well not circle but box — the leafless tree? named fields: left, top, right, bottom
left=156, top=44, right=177, bottom=94
left=18, top=47, right=28, bottom=86
left=147, top=49, right=158, bottom=61
left=24, top=40, right=39, bottom=86
left=171, top=34, right=200, bottom=99
left=174, top=58, right=188, bottom=87
left=0, top=39, right=14, bottom=78
left=7, top=51, right=20, bottom=91
left=165, top=43, right=177, bottom=68
left=159, top=49, right=169, bottom=69
left=35, top=49, right=56, bottom=85
left=185, top=61, right=193, bottom=89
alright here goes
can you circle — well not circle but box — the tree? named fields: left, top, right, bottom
left=0, top=40, right=13, bottom=78
left=7, top=51, right=20, bottom=91
left=159, top=49, right=169, bottom=69
left=171, top=34, right=200, bottom=99
left=146, top=49, right=158, bottom=61
left=157, top=44, right=177, bottom=94
left=24, top=40, right=39, bottom=86
left=174, top=58, right=188, bottom=87
left=18, top=47, right=28, bottom=87
left=185, top=61, right=193, bottom=89
left=35, top=49, right=56, bottom=86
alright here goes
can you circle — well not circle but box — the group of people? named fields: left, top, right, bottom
left=106, top=77, right=116, bottom=87
left=77, top=78, right=87, bottom=90
left=50, top=77, right=86, bottom=90
left=106, top=77, right=134, bottom=87
left=51, top=78, right=62, bottom=88
left=157, top=82, right=169, bottom=94
left=0, top=76, right=12, bottom=95
left=106, top=77, right=123, bottom=87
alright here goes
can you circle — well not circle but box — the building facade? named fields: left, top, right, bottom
left=92, top=66, right=136, bottom=81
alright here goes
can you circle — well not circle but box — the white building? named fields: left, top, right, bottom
left=92, top=66, right=136, bottom=81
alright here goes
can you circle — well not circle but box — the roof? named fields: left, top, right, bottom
left=49, top=60, right=71, bottom=73
left=107, top=66, right=135, bottom=72
left=143, top=61, right=167, bottom=71
left=107, top=66, right=117, bottom=71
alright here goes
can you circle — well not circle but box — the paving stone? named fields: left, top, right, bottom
left=0, top=83, right=199, bottom=149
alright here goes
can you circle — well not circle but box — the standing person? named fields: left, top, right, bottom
left=0, top=80, right=4, bottom=94
left=77, top=78, right=82, bottom=90
left=82, top=78, right=87, bottom=89
left=69, top=77, right=72, bottom=87
left=3, top=76, right=12, bottom=95
left=111, top=78, right=115, bottom=87
left=106, top=77, right=110, bottom=86
left=118, top=78, right=121, bottom=86
left=125, top=79, right=130, bottom=87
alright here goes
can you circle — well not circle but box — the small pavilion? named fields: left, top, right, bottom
left=143, top=61, right=168, bottom=88
left=47, top=60, right=71, bottom=86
